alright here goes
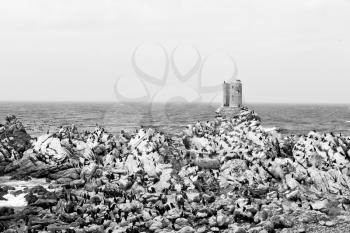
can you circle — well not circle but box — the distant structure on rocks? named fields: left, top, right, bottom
left=222, top=80, right=242, bottom=108
left=216, top=80, right=243, bottom=117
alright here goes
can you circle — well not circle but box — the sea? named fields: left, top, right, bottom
left=0, top=102, right=350, bottom=137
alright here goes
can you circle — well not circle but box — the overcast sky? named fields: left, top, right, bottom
left=0, top=0, right=349, bottom=104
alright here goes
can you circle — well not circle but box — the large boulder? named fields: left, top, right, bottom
left=0, top=115, right=31, bottom=154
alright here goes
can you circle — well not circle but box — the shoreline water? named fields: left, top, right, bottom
left=1, top=102, right=350, bottom=138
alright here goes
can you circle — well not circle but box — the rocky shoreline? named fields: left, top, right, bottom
left=1, top=108, right=350, bottom=233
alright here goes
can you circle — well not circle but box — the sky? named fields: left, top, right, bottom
left=0, top=0, right=349, bottom=104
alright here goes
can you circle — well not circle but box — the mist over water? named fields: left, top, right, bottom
left=0, top=102, right=349, bottom=137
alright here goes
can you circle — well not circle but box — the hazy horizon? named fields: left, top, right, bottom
left=1, top=0, right=350, bottom=104
left=1, top=100, right=350, bottom=106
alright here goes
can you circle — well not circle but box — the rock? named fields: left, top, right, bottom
left=178, top=226, right=195, bottom=233
left=299, top=210, right=330, bottom=224
left=67, top=178, right=85, bottom=187
left=2, top=109, right=350, bottom=233
left=285, top=174, right=299, bottom=190
left=93, top=145, right=105, bottom=156
left=325, top=221, right=335, bottom=226
left=0, top=186, right=15, bottom=200
left=319, top=220, right=326, bottom=226
left=47, top=224, right=69, bottom=232
left=175, top=218, right=189, bottom=229
left=260, top=221, right=274, bottom=233
left=311, top=199, right=329, bottom=213
left=196, top=211, right=208, bottom=219
left=60, top=212, right=78, bottom=223
left=233, top=209, right=254, bottom=223
left=194, top=158, right=220, bottom=170
left=208, top=216, right=217, bottom=226
left=5, top=154, right=50, bottom=178
left=186, top=192, right=201, bottom=203
left=29, top=185, right=48, bottom=195
left=149, top=219, right=163, bottom=231
left=3, top=230, right=18, bottom=233
left=118, top=201, right=142, bottom=212
left=0, top=207, right=14, bottom=216
left=228, top=224, right=247, bottom=233
left=0, top=115, right=31, bottom=155
left=85, top=224, right=104, bottom=233
left=49, top=167, right=81, bottom=180
left=80, top=162, right=97, bottom=181
left=216, top=212, right=229, bottom=227
left=24, top=192, right=38, bottom=204
left=90, top=195, right=101, bottom=205
left=247, top=226, right=263, bottom=233
left=254, top=210, right=269, bottom=223
left=31, top=199, right=57, bottom=208
left=270, top=215, right=293, bottom=229
left=285, top=190, right=300, bottom=201
left=197, top=226, right=207, bottom=233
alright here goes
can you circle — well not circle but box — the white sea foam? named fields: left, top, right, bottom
left=0, top=193, right=27, bottom=207
left=0, top=176, right=52, bottom=208
left=263, top=127, right=277, bottom=132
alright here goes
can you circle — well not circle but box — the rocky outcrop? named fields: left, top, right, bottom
left=0, top=115, right=31, bottom=172
left=1, top=109, right=350, bottom=232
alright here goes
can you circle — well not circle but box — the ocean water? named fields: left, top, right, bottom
left=0, top=102, right=350, bottom=137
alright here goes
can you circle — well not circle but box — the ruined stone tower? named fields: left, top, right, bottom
left=222, top=79, right=242, bottom=108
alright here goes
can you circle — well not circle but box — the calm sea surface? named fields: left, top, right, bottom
left=0, top=102, right=350, bottom=137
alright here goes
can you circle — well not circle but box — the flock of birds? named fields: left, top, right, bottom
left=1, top=108, right=350, bottom=232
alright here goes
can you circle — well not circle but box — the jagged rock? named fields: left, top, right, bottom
left=31, top=198, right=57, bottom=208
left=0, top=207, right=14, bottom=216
left=228, top=224, right=247, bottom=233
left=2, top=109, right=350, bottom=232
left=216, top=212, right=230, bottom=227
left=49, top=167, right=81, bottom=180
left=167, top=208, right=181, bottom=220
left=197, top=226, right=207, bottom=233
left=285, top=189, right=300, bottom=201
left=233, top=209, right=254, bottom=223
left=178, top=226, right=195, bottom=233
left=60, top=212, right=78, bottom=223
left=325, top=220, right=336, bottom=226
left=149, top=217, right=164, bottom=231
left=311, top=199, right=329, bottom=213
left=174, top=218, right=189, bottom=229
left=118, top=201, right=142, bottom=212
left=270, top=215, right=293, bottom=229
left=208, top=216, right=217, bottom=226
left=194, top=158, right=220, bottom=170
left=29, top=185, right=48, bottom=195
left=24, top=192, right=38, bottom=204
left=0, top=115, right=31, bottom=156
left=186, top=192, right=201, bottom=203
left=247, top=227, right=264, bottom=233
left=254, top=210, right=269, bottom=223
left=80, top=162, right=97, bottom=181
left=85, top=224, right=104, bottom=233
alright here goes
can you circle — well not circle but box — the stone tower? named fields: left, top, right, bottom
left=222, top=80, right=242, bottom=108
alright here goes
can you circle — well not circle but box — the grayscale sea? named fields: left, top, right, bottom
left=0, top=102, right=349, bottom=137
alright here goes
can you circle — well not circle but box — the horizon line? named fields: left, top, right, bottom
left=0, top=100, right=350, bottom=105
